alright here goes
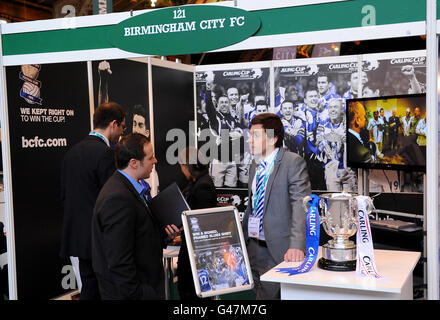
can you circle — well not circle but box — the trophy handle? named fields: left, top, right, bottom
left=302, top=196, right=312, bottom=213
left=365, top=196, right=376, bottom=215
left=318, top=198, right=327, bottom=224
left=354, top=195, right=375, bottom=220
left=303, top=194, right=324, bottom=224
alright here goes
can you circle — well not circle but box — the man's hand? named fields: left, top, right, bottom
left=165, top=224, right=180, bottom=241
left=284, top=248, right=305, bottom=262
left=401, top=65, right=415, bottom=77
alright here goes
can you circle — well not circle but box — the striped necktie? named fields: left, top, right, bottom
left=254, top=160, right=267, bottom=233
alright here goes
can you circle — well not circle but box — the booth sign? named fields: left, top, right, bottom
left=108, top=5, right=261, bottom=55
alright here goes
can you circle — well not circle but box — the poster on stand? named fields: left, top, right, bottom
left=181, top=206, right=253, bottom=298
left=92, top=59, right=150, bottom=138
left=273, top=50, right=426, bottom=193
left=6, top=62, right=90, bottom=299
left=195, top=63, right=271, bottom=189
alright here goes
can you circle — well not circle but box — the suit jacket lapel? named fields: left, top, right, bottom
left=263, top=148, right=285, bottom=216
left=248, top=161, right=257, bottom=202
left=115, top=171, right=156, bottom=219
left=114, top=172, right=166, bottom=246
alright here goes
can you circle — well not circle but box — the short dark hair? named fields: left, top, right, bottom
left=116, top=133, right=149, bottom=169
left=178, top=147, right=209, bottom=179
left=132, top=104, right=148, bottom=120
left=281, top=100, right=295, bottom=108
left=317, top=73, right=329, bottom=81
left=93, top=102, right=126, bottom=130
left=255, top=100, right=268, bottom=107
left=250, top=113, right=284, bottom=148
left=305, top=86, right=318, bottom=96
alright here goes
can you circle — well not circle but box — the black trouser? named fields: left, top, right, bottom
left=247, top=238, right=280, bottom=300
left=78, top=258, right=101, bottom=300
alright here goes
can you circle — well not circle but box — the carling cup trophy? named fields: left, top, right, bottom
left=304, top=192, right=374, bottom=271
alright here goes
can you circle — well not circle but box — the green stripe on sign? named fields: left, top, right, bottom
left=0, top=0, right=432, bottom=56
left=254, top=0, right=427, bottom=36
left=2, top=25, right=113, bottom=56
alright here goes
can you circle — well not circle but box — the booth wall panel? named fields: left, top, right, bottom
left=5, top=62, right=90, bottom=299
left=152, top=65, right=194, bottom=191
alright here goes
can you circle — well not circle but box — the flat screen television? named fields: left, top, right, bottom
left=346, top=93, right=426, bottom=172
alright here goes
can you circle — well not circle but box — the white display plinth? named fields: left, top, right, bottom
left=261, top=247, right=420, bottom=300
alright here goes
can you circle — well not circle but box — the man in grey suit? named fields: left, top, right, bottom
left=242, top=113, right=311, bottom=299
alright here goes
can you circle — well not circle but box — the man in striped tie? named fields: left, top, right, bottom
left=243, top=113, right=311, bottom=300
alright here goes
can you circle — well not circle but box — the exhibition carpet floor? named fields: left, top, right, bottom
left=54, top=283, right=255, bottom=300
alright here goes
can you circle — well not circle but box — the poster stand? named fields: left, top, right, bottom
left=181, top=206, right=253, bottom=298
left=0, top=0, right=438, bottom=299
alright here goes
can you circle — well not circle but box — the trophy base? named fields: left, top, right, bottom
left=318, top=257, right=356, bottom=272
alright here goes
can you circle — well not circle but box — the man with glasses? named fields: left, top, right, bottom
left=60, top=102, right=126, bottom=300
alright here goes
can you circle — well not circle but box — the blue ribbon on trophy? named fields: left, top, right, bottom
left=276, top=194, right=320, bottom=276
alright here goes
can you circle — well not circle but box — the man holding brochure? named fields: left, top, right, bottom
left=242, top=113, right=311, bottom=300
left=92, top=133, right=179, bottom=299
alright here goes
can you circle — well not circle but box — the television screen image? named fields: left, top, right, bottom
left=346, top=93, right=426, bottom=172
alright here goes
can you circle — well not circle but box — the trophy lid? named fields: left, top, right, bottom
left=319, top=191, right=358, bottom=200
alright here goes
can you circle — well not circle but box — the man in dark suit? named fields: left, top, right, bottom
left=92, top=133, right=179, bottom=299
left=388, top=109, right=401, bottom=151
left=347, top=101, right=374, bottom=164
left=60, top=102, right=126, bottom=300
left=242, top=113, right=311, bottom=300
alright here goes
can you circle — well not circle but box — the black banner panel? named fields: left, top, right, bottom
left=152, top=65, right=195, bottom=191
left=92, top=59, right=150, bottom=138
left=6, top=62, right=90, bottom=299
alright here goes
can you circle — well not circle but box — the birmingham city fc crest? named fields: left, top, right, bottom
left=19, top=64, right=43, bottom=105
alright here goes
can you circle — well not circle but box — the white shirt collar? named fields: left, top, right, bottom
left=255, top=147, right=279, bottom=165
left=348, top=129, right=363, bottom=144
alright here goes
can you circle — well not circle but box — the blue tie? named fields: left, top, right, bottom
left=139, top=180, right=152, bottom=201
left=254, top=160, right=267, bottom=233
